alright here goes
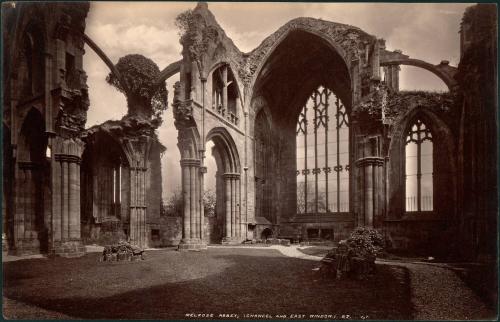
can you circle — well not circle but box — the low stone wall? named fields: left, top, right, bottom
left=160, top=216, right=182, bottom=246
left=382, top=219, right=453, bottom=257
left=279, top=222, right=355, bottom=242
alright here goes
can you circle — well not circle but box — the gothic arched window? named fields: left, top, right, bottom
left=296, top=86, right=349, bottom=214
left=211, top=64, right=239, bottom=125
left=405, top=119, right=433, bottom=212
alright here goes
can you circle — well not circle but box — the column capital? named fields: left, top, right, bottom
left=355, top=157, right=385, bottom=167
left=54, top=154, right=82, bottom=164
left=223, top=172, right=241, bottom=180
left=180, top=158, right=201, bottom=168
left=52, top=136, right=85, bottom=158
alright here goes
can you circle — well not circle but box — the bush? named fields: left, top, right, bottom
left=346, top=227, right=385, bottom=260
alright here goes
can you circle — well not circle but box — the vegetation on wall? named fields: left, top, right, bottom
left=106, top=54, right=168, bottom=125
left=175, top=9, right=219, bottom=74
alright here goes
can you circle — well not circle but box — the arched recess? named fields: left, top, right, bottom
left=206, top=127, right=241, bottom=174
left=14, top=20, right=46, bottom=100
left=80, top=131, right=130, bottom=244
left=251, top=29, right=353, bottom=229
left=208, top=63, right=243, bottom=126
left=249, top=22, right=356, bottom=98
left=205, top=127, right=242, bottom=243
left=388, top=107, right=456, bottom=221
left=253, top=29, right=352, bottom=121
left=6, top=5, right=48, bottom=98
left=16, top=107, right=49, bottom=253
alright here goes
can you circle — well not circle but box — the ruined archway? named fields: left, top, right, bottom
left=250, top=28, right=354, bottom=240
left=80, top=130, right=130, bottom=244
left=205, top=127, right=242, bottom=244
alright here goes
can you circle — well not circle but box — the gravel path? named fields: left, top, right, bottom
left=380, top=261, right=495, bottom=320
left=261, top=245, right=495, bottom=320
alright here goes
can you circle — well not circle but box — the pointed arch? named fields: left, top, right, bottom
left=252, top=29, right=353, bottom=128
left=404, top=117, right=434, bottom=212
left=208, top=63, right=243, bottom=125
left=206, top=127, right=241, bottom=174
left=18, top=107, right=46, bottom=163
left=388, top=107, right=456, bottom=220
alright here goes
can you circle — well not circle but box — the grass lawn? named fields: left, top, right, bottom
left=3, top=248, right=412, bottom=320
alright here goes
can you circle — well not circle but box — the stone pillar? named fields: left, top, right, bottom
left=129, top=165, right=148, bottom=248
left=199, top=166, right=207, bottom=243
left=236, top=176, right=241, bottom=239
left=178, top=158, right=205, bottom=251
left=190, top=165, right=196, bottom=238
left=391, top=65, right=400, bottom=92
left=222, top=173, right=241, bottom=244
left=372, top=40, right=381, bottom=80
left=51, top=147, right=62, bottom=243
left=355, top=157, right=384, bottom=228
left=222, top=65, right=228, bottom=112
left=224, top=174, right=231, bottom=240
left=181, top=163, right=191, bottom=239
left=231, top=177, right=236, bottom=237
left=384, top=66, right=392, bottom=87
left=364, top=163, right=373, bottom=226
left=62, top=161, right=69, bottom=240
left=51, top=137, right=86, bottom=257
left=69, top=161, right=79, bottom=239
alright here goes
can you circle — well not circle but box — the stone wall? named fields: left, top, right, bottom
left=160, top=216, right=182, bottom=246
left=456, top=4, right=497, bottom=260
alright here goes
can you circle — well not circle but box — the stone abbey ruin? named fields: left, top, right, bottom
left=2, top=2, right=497, bottom=260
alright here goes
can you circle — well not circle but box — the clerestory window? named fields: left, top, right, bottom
left=211, top=64, right=239, bottom=125
left=296, top=86, right=349, bottom=214
left=405, top=119, right=433, bottom=212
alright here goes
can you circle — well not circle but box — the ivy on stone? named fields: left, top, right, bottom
left=106, top=54, right=168, bottom=124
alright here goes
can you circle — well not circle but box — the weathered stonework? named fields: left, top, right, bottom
left=170, top=3, right=497, bottom=260
left=3, top=2, right=90, bottom=257
left=2, top=2, right=496, bottom=262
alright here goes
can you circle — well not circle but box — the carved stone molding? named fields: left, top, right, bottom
left=180, top=158, right=201, bottom=168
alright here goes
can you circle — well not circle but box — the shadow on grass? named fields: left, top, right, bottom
left=3, top=248, right=412, bottom=320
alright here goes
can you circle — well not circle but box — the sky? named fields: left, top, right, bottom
left=82, top=2, right=473, bottom=201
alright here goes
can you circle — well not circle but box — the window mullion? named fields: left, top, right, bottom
left=324, top=92, right=329, bottom=213
left=417, top=125, right=422, bottom=212
left=314, top=92, right=319, bottom=216
left=304, top=106, right=308, bottom=214
left=336, top=96, right=341, bottom=213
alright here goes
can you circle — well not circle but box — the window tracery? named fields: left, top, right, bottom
left=405, top=119, right=433, bottom=212
left=296, top=86, right=349, bottom=214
